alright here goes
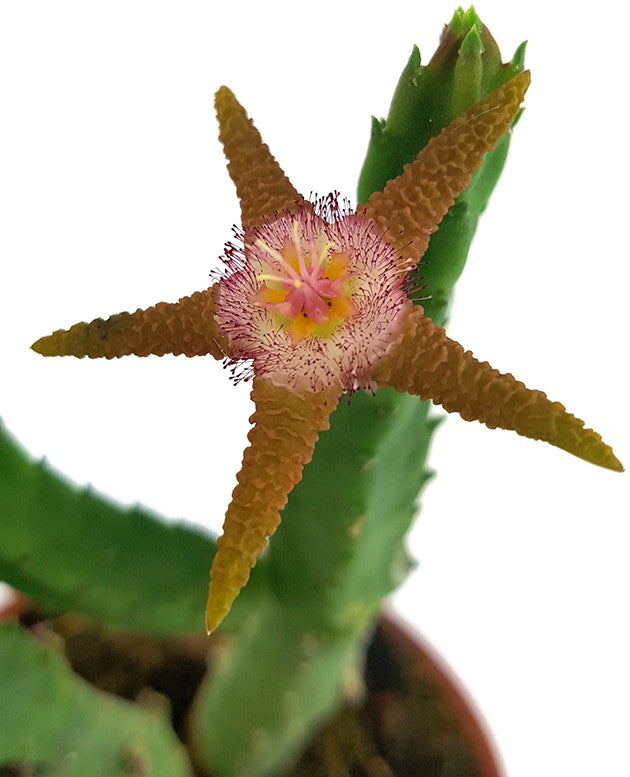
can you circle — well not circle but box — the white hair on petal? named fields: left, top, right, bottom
left=215, top=194, right=409, bottom=392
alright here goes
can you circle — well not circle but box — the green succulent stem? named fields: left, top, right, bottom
left=0, top=621, right=192, bottom=775
left=0, top=419, right=265, bottom=634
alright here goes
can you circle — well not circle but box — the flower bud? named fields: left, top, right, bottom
left=357, top=7, right=527, bottom=324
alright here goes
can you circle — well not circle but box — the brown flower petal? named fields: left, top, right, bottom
left=373, top=304, right=622, bottom=472
left=215, top=86, right=307, bottom=229
left=206, top=377, right=341, bottom=632
left=31, top=286, right=229, bottom=360
left=362, top=70, right=530, bottom=266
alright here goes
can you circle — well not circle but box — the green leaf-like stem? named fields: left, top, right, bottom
left=191, top=598, right=361, bottom=777
left=0, top=621, right=192, bottom=775
left=193, top=390, right=435, bottom=777
left=0, top=420, right=217, bottom=634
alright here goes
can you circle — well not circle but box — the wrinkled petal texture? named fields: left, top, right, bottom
left=216, top=202, right=408, bottom=392
left=31, top=286, right=229, bottom=359
left=373, top=304, right=623, bottom=471
left=363, top=70, right=530, bottom=265
left=206, top=377, right=340, bottom=632
left=31, top=70, right=624, bottom=639
left=215, top=86, right=306, bottom=228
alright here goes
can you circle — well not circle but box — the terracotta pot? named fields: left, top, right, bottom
left=365, top=611, right=504, bottom=777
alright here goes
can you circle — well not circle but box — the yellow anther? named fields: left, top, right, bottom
left=256, top=272, right=287, bottom=284
left=318, top=241, right=334, bottom=266
left=255, top=237, right=299, bottom=279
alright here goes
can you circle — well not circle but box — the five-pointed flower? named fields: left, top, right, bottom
left=32, top=70, right=622, bottom=633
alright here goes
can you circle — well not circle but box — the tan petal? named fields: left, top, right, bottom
left=31, top=285, right=229, bottom=360
left=214, top=86, right=306, bottom=229
left=206, top=377, right=340, bottom=632
left=361, top=70, right=530, bottom=266
left=373, top=304, right=623, bottom=472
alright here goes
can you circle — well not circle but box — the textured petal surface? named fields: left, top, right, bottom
left=215, top=86, right=306, bottom=228
left=206, top=377, right=340, bottom=632
left=373, top=304, right=623, bottom=472
left=32, top=285, right=229, bottom=359
left=362, top=70, right=530, bottom=265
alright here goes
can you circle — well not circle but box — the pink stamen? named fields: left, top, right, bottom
left=255, top=239, right=300, bottom=280
left=298, top=285, right=330, bottom=323
left=311, top=240, right=334, bottom=277
left=292, top=221, right=309, bottom=278
left=255, top=224, right=350, bottom=326
left=313, top=278, right=344, bottom=298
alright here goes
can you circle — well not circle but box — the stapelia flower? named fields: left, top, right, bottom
left=33, top=70, right=622, bottom=633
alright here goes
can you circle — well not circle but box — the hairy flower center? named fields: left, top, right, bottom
left=252, top=220, right=356, bottom=341
left=216, top=198, right=409, bottom=391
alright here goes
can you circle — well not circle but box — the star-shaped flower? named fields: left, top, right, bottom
left=32, top=70, right=622, bottom=633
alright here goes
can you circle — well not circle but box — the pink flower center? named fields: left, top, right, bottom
left=253, top=220, right=356, bottom=341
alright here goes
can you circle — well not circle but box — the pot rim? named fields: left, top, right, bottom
left=379, top=606, right=505, bottom=777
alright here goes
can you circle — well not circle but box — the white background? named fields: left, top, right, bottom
left=1, top=2, right=628, bottom=776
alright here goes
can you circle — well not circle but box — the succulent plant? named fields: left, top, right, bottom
left=0, top=8, right=622, bottom=777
